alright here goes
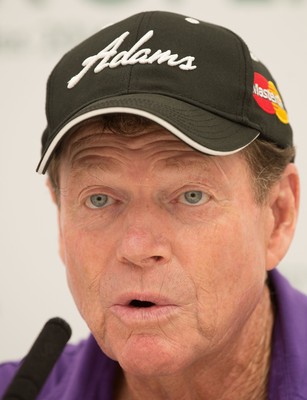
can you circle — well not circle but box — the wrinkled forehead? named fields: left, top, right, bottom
left=57, top=116, right=249, bottom=186
left=59, top=115, right=199, bottom=160
left=60, top=115, right=158, bottom=150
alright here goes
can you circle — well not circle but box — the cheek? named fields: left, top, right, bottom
left=60, top=225, right=106, bottom=331
left=185, top=210, right=268, bottom=340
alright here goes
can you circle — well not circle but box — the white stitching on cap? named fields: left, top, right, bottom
left=67, top=30, right=197, bottom=89
left=250, top=50, right=260, bottom=62
left=185, top=17, right=200, bottom=24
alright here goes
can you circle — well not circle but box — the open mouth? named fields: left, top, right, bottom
left=129, top=300, right=156, bottom=308
left=111, top=296, right=178, bottom=323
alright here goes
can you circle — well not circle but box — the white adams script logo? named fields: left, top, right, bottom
left=67, top=30, right=197, bottom=89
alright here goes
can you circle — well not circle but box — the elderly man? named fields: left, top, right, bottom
left=1, top=10, right=305, bottom=400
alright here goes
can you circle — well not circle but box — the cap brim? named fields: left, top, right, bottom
left=37, top=93, right=259, bottom=174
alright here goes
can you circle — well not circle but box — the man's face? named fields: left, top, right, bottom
left=56, top=121, right=273, bottom=376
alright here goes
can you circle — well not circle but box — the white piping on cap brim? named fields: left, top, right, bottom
left=37, top=107, right=259, bottom=174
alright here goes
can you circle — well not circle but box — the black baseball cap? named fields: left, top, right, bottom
left=36, top=10, right=292, bottom=174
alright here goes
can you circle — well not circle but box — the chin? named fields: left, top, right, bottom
left=111, top=334, right=189, bottom=377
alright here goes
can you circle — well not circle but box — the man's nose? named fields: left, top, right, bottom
left=116, top=204, right=172, bottom=268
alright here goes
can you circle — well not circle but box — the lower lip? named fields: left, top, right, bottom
left=111, top=304, right=179, bottom=324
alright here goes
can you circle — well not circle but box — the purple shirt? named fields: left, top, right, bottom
left=1, top=269, right=307, bottom=399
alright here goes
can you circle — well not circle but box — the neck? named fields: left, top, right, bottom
left=115, top=285, right=274, bottom=400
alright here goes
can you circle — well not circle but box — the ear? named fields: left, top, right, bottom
left=46, top=178, right=58, bottom=206
left=46, top=178, right=65, bottom=264
left=266, top=163, right=300, bottom=270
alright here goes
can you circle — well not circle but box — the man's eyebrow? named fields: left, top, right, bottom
left=70, top=155, right=124, bottom=176
left=162, top=154, right=213, bottom=172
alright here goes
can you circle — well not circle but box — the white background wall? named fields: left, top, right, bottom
left=1, top=0, right=306, bottom=363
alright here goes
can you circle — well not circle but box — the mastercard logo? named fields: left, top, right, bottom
left=253, top=72, right=289, bottom=124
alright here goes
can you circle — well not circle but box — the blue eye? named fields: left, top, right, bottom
left=86, top=194, right=110, bottom=209
left=179, top=191, right=209, bottom=205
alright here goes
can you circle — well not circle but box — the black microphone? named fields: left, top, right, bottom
left=2, top=317, right=72, bottom=400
